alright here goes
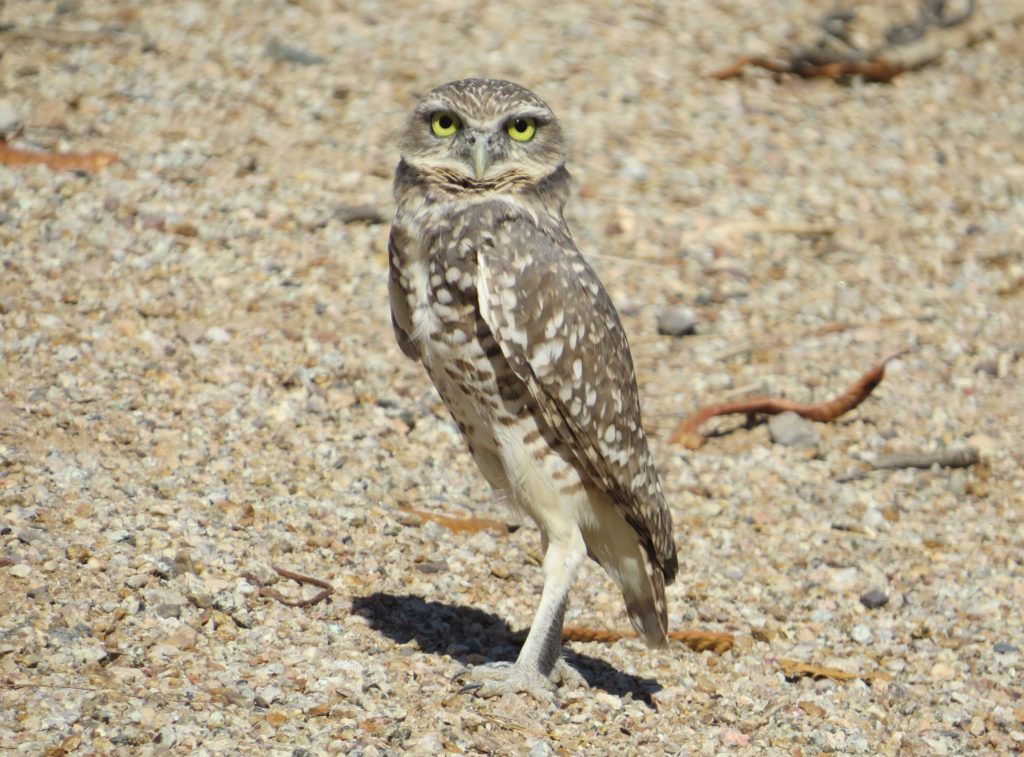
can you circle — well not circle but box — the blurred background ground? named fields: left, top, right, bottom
left=1, top=0, right=1023, bottom=754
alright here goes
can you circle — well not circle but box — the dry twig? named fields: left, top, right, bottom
left=0, top=139, right=118, bottom=171
left=561, top=625, right=734, bottom=654
left=669, top=351, right=904, bottom=449
left=711, top=56, right=905, bottom=84
left=872, top=446, right=980, bottom=470
left=244, top=565, right=333, bottom=607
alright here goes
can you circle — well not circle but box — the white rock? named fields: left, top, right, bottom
left=205, top=326, right=231, bottom=343
left=850, top=624, right=873, bottom=645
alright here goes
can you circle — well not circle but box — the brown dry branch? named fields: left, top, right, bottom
left=0, top=139, right=118, bottom=171
left=872, top=446, right=980, bottom=470
left=561, top=625, right=734, bottom=654
left=670, top=351, right=904, bottom=449
left=398, top=504, right=510, bottom=535
left=711, top=56, right=905, bottom=83
left=243, top=565, right=333, bottom=608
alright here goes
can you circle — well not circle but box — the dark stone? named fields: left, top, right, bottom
left=860, top=589, right=889, bottom=609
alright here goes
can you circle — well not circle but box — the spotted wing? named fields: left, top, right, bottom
left=387, top=224, right=419, bottom=360
left=476, top=214, right=677, bottom=581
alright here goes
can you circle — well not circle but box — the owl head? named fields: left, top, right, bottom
left=399, top=78, right=566, bottom=186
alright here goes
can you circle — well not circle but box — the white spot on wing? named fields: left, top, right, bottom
left=531, top=338, right=564, bottom=375
left=545, top=310, right=565, bottom=339
left=507, top=326, right=529, bottom=347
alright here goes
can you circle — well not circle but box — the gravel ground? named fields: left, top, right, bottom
left=2, top=1, right=1023, bottom=754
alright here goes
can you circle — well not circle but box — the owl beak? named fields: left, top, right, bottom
left=470, top=140, right=490, bottom=180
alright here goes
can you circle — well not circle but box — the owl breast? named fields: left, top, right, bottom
left=393, top=203, right=593, bottom=524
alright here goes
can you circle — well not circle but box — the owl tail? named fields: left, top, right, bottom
left=580, top=498, right=670, bottom=648
left=621, top=549, right=670, bottom=648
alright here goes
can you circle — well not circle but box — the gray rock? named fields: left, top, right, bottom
left=16, top=528, right=43, bottom=545
left=829, top=567, right=859, bottom=593
left=850, top=623, right=873, bottom=644
left=0, top=99, right=22, bottom=135
left=656, top=306, right=697, bottom=337
left=155, top=603, right=183, bottom=619
left=264, top=37, right=325, bottom=65
left=124, top=573, right=150, bottom=589
left=768, top=411, right=820, bottom=448
left=860, top=589, right=889, bottom=609
left=156, top=725, right=177, bottom=749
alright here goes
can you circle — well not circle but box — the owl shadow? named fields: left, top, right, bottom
left=351, top=592, right=662, bottom=708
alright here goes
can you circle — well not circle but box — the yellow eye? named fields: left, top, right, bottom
left=507, top=116, right=536, bottom=142
left=431, top=112, right=459, bottom=138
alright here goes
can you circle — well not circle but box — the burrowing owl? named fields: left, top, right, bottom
left=389, top=78, right=678, bottom=701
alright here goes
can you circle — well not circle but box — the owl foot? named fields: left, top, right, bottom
left=454, top=658, right=586, bottom=703
left=551, top=657, right=589, bottom=691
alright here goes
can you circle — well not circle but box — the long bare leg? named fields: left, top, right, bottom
left=456, top=530, right=586, bottom=701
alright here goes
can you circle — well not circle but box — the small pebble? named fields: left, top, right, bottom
left=156, top=725, right=178, bottom=748
left=860, top=589, right=889, bottom=609
left=16, top=528, right=43, bottom=545
left=829, top=567, right=859, bottom=593
left=27, top=99, right=68, bottom=129
left=768, top=411, right=820, bottom=449
left=850, top=624, right=873, bottom=645
left=155, top=603, right=183, bottom=619
left=0, top=99, right=22, bottom=134
left=656, top=306, right=697, bottom=337
left=65, top=543, right=90, bottom=563
left=204, top=326, right=231, bottom=344
left=264, top=37, right=325, bottom=65
left=125, top=573, right=150, bottom=589
left=7, top=563, right=31, bottom=579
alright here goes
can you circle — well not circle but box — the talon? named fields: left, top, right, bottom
left=452, top=661, right=560, bottom=702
